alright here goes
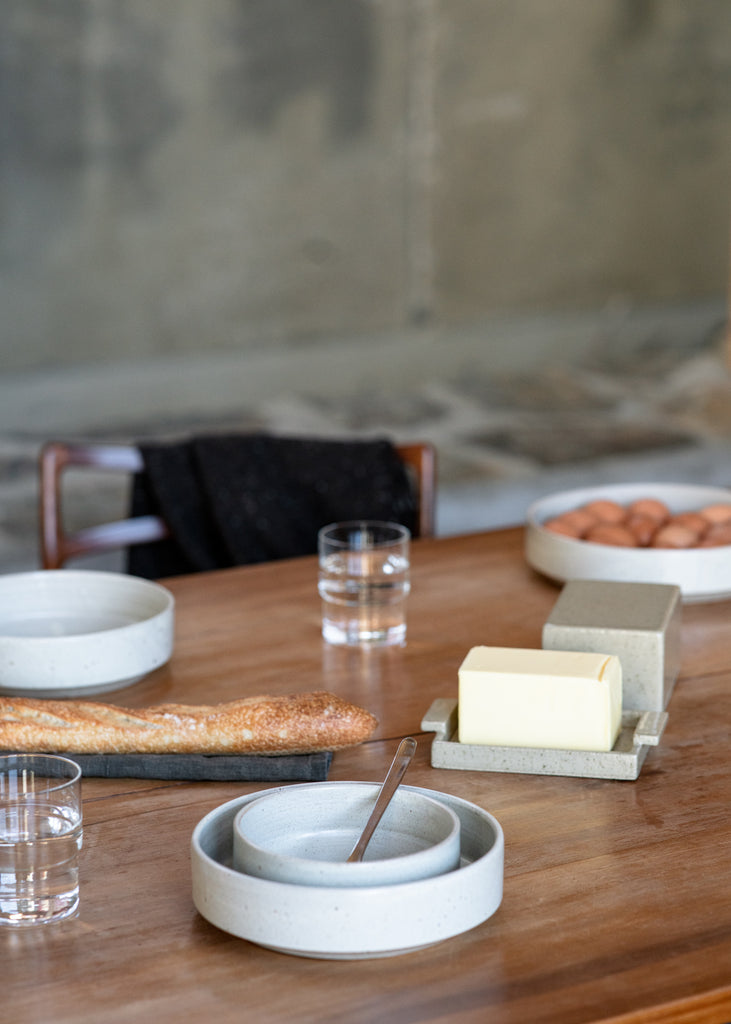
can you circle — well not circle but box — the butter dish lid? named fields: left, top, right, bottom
left=545, top=579, right=681, bottom=632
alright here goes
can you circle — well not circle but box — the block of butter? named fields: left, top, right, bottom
left=458, top=646, right=622, bottom=752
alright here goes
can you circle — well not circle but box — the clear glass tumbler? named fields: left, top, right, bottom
left=0, top=754, right=83, bottom=926
left=318, top=520, right=411, bottom=647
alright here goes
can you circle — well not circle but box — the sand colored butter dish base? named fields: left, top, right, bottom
left=421, top=699, right=667, bottom=781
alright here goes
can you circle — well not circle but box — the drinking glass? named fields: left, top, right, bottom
left=0, top=754, right=82, bottom=926
left=318, top=521, right=411, bottom=646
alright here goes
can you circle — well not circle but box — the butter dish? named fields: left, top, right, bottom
left=421, top=698, right=667, bottom=781
left=542, top=579, right=681, bottom=712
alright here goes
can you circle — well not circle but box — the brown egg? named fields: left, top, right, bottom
left=625, top=513, right=658, bottom=546
left=543, top=516, right=583, bottom=538
left=585, top=523, right=637, bottom=547
left=670, top=512, right=708, bottom=538
left=627, top=498, right=670, bottom=524
left=581, top=500, right=627, bottom=524
left=651, top=523, right=698, bottom=549
left=699, top=503, right=731, bottom=525
left=696, top=522, right=731, bottom=547
left=556, top=508, right=599, bottom=536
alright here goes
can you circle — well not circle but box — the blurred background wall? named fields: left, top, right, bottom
left=2, top=0, right=729, bottom=379
left=1, top=0, right=730, bottom=571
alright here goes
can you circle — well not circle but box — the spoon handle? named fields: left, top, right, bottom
left=346, top=737, right=417, bottom=863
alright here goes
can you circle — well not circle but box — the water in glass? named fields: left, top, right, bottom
left=0, top=802, right=82, bottom=925
left=319, top=549, right=410, bottom=646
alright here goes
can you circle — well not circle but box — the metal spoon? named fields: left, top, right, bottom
left=346, top=737, right=417, bottom=862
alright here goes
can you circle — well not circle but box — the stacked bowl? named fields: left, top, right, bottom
left=191, top=781, right=504, bottom=959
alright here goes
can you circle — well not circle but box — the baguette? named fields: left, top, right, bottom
left=0, top=691, right=378, bottom=756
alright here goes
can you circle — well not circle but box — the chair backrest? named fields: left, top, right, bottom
left=39, top=439, right=436, bottom=570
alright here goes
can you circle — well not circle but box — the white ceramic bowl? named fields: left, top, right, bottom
left=232, top=781, right=461, bottom=888
left=525, top=483, right=731, bottom=602
left=192, top=783, right=504, bottom=959
left=0, top=570, right=174, bottom=696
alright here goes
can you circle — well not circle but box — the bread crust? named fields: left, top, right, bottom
left=0, top=691, right=378, bottom=756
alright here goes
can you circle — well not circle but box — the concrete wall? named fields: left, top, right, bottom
left=2, top=0, right=730, bottom=373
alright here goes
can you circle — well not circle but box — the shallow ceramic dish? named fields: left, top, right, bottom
left=422, top=698, right=667, bottom=781
left=192, top=783, right=504, bottom=959
left=525, top=483, right=731, bottom=602
left=232, top=781, right=461, bottom=888
left=0, top=570, right=174, bottom=696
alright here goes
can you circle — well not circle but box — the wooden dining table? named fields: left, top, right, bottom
left=5, top=527, right=731, bottom=1024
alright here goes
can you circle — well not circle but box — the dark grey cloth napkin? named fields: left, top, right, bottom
left=60, top=751, right=333, bottom=781
left=126, top=433, right=416, bottom=578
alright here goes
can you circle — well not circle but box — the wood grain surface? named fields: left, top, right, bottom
left=4, top=528, right=731, bottom=1024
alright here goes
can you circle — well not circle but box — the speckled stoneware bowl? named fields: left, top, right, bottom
left=525, top=483, right=731, bottom=602
left=0, top=570, right=174, bottom=696
left=232, top=781, right=461, bottom=888
left=191, top=783, right=504, bottom=959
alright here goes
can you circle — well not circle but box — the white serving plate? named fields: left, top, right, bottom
left=0, top=570, right=174, bottom=696
left=422, top=698, right=667, bottom=781
left=525, top=483, right=731, bottom=602
left=191, top=783, right=504, bottom=960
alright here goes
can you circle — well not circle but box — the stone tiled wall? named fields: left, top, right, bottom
left=2, top=0, right=730, bottom=373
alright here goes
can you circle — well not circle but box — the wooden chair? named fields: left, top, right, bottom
left=39, top=439, right=437, bottom=570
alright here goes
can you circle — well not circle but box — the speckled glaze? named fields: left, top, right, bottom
left=422, top=698, right=667, bottom=781
left=0, top=570, right=174, bottom=696
left=192, top=783, right=504, bottom=959
left=542, top=579, right=681, bottom=711
left=232, top=781, right=461, bottom=887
